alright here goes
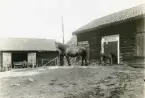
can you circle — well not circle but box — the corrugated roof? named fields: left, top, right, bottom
left=73, top=4, right=145, bottom=35
left=0, top=38, right=57, bottom=51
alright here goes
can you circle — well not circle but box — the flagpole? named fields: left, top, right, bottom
left=61, top=16, right=65, bottom=44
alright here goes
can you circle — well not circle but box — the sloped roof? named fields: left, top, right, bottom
left=73, top=4, right=145, bottom=35
left=0, top=38, right=57, bottom=51
left=66, top=36, right=77, bottom=46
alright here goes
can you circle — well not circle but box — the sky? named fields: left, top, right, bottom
left=0, top=0, right=145, bottom=43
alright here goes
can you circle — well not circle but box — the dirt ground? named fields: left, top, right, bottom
left=0, top=65, right=144, bottom=98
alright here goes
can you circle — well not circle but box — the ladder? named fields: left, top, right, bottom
left=43, top=56, right=80, bottom=66
left=43, top=56, right=59, bottom=66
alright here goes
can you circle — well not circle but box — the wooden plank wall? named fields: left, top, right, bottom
left=135, top=33, right=145, bottom=57
left=135, top=18, right=145, bottom=57
left=99, top=21, right=137, bottom=63
left=120, top=34, right=136, bottom=61
left=119, top=18, right=144, bottom=64
left=77, top=31, right=102, bottom=63
left=89, top=36, right=101, bottom=61
left=77, top=20, right=137, bottom=64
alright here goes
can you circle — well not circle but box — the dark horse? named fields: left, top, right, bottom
left=100, top=52, right=117, bottom=66
left=55, top=42, right=88, bottom=66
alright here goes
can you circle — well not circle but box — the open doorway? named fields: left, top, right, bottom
left=12, top=52, right=27, bottom=68
left=101, top=35, right=120, bottom=64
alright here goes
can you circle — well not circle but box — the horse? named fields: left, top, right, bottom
left=100, top=52, right=117, bottom=66
left=55, top=42, right=88, bottom=66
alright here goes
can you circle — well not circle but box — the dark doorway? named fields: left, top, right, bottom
left=12, top=52, right=27, bottom=68
left=104, top=41, right=118, bottom=64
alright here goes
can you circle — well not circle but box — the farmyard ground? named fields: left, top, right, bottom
left=0, top=65, right=144, bottom=98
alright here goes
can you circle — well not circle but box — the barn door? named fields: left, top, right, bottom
left=101, top=35, right=120, bottom=64
left=2, top=52, right=12, bottom=69
left=28, top=53, right=36, bottom=68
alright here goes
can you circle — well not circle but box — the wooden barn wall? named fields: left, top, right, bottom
left=134, top=18, right=145, bottom=64
left=135, top=18, right=145, bottom=57
left=77, top=31, right=101, bottom=62
left=136, top=18, right=145, bottom=33
left=89, top=32, right=101, bottom=61
left=77, top=20, right=137, bottom=63
left=37, top=51, right=58, bottom=65
left=100, top=21, right=136, bottom=63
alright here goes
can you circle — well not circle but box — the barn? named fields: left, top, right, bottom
left=0, top=38, right=58, bottom=70
left=72, top=4, right=145, bottom=65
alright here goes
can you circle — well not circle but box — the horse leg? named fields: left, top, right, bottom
left=81, top=56, right=85, bottom=66
left=110, top=57, right=112, bottom=66
left=100, top=55, right=105, bottom=66
left=66, top=55, right=71, bottom=66
left=108, top=53, right=112, bottom=66
left=84, top=56, right=88, bottom=66
left=59, top=55, right=64, bottom=66
left=76, top=56, right=80, bottom=62
left=103, top=57, right=106, bottom=66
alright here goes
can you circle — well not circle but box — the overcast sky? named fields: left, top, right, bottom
left=0, top=0, right=144, bottom=43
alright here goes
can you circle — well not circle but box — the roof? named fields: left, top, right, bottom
left=73, top=4, right=145, bottom=35
left=0, top=38, right=57, bottom=51
left=66, top=36, right=77, bottom=46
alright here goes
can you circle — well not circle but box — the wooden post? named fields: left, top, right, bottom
left=42, top=59, right=43, bottom=66
left=32, top=62, right=34, bottom=68
left=61, top=16, right=65, bottom=44
left=57, top=57, right=58, bottom=65
left=55, top=57, right=57, bottom=66
left=54, top=58, right=56, bottom=66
